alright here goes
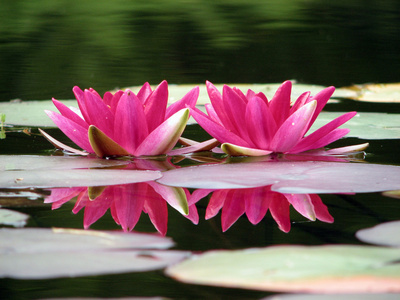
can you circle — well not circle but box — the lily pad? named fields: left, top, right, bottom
left=157, top=161, right=400, bottom=194
left=165, top=245, right=400, bottom=293
left=0, top=169, right=162, bottom=188
left=311, top=112, right=400, bottom=140
left=356, top=221, right=400, bottom=247
left=0, top=209, right=29, bottom=227
left=0, top=228, right=189, bottom=279
left=0, top=155, right=130, bottom=171
left=345, top=83, right=400, bottom=102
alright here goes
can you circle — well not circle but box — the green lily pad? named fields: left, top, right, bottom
left=356, top=221, right=400, bottom=247
left=311, top=112, right=400, bottom=140
left=345, top=83, right=400, bottom=102
left=0, top=228, right=189, bottom=279
left=0, top=209, right=29, bottom=227
left=165, top=245, right=400, bottom=293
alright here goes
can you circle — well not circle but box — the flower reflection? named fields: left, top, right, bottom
left=45, top=183, right=198, bottom=236
left=191, top=186, right=333, bottom=232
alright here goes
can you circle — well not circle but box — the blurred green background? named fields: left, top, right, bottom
left=1, top=0, right=400, bottom=100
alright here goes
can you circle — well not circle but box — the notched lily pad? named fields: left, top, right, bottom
left=356, top=221, right=400, bottom=247
left=165, top=245, right=400, bottom=293
left=0, top=228, right=190, bottom=279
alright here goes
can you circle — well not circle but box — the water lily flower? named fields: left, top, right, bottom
left=44, top=81, right=199, bottom=157
left=190, top=81, right=368, bottom=156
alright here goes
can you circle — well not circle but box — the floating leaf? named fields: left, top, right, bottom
left=356, top=221, right=400, bottom=247
left=165, top=245, right=400, bottom=293
left=0, top=169, right=161, bottom=188
left=346, top=83, right=400, bottom=102
left=157, top=161, right=400, bottom=194
left=310, top=112, right=400, bottom=140
left=0, top=155, right=130, bottom=171
left=0, top=228, right=189, bottom=279
left=0, top=209, right=29, bottom=227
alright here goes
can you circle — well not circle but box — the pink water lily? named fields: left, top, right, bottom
left=44, top=81, right=199, bottom=157
left=190, top=81, right=368, bottom=156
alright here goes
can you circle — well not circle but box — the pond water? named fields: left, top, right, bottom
left=1, top=1, right=400, bottom=299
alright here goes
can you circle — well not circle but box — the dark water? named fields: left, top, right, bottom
left=1, top=1, right=400, bottom=299
left=1, top=0, right=400, bottom=101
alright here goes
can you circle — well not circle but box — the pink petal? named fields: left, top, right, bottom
left=324, top=143, right=369, bottom=155
left=290, top=111, right=356, bottom=153
left=82, top=191, right=112, bottom=229
left=135, top=108, right=189, bottom=156
left=206, top=190, right=227, bottom=219
left=245, top=187, right=271, bottom=225
left=83, top=89, right=115, bottom=138
left=269, top=100, right=317, bottom=153
left=289, top=91, right=311, bottom=115
left=109, top=90, right=124, bottom=114
left=245, top=96, right=277, bottom=149
left=39, top=128, right=88, bottom=156
left=269, top=194, right=291, bottom=233
left=45, top=110, right=93, bottom=152
left=144, top=80, right=168, bottom=132
left=168, top=138, right=220, bottom=156
left=190, top=107, right=251, bottom=147
left=221, top=143, right=273, bottom=157
left=307, top=86, right=335, bottom=130
left=165, top=86, right=199, bottom=119
left=103, top=91, right=113, bottom=107
left=143, top=190, right=168, bottom=235
left=268, top=80, right=292, bottom=127
left=147, top=181, right=189, bottom=215
left=206, top=81, right=237, bottom=132
left=310, top=194, right=334, bottom=223
left=111, top=184, right=145, bottom=232
left=204, top=103, right=222, bottom=124
left=137, top=82, right=153, bottom=103
left=52, top=99, right=88, bottom=129
left=222, top=85, right=249, bottom=139
left=221, top=190, right=246, bottom=232
left=285, top=194, right=316, bottom=221
left=114, top=91, right=148, bottom=153
left=183, top=204, right=199, bottom=225
left=72, top=86, right=91, bottom=123
left=88, top=125, right=130, bottom=158
left=292, top=128, right=350, bottom=154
